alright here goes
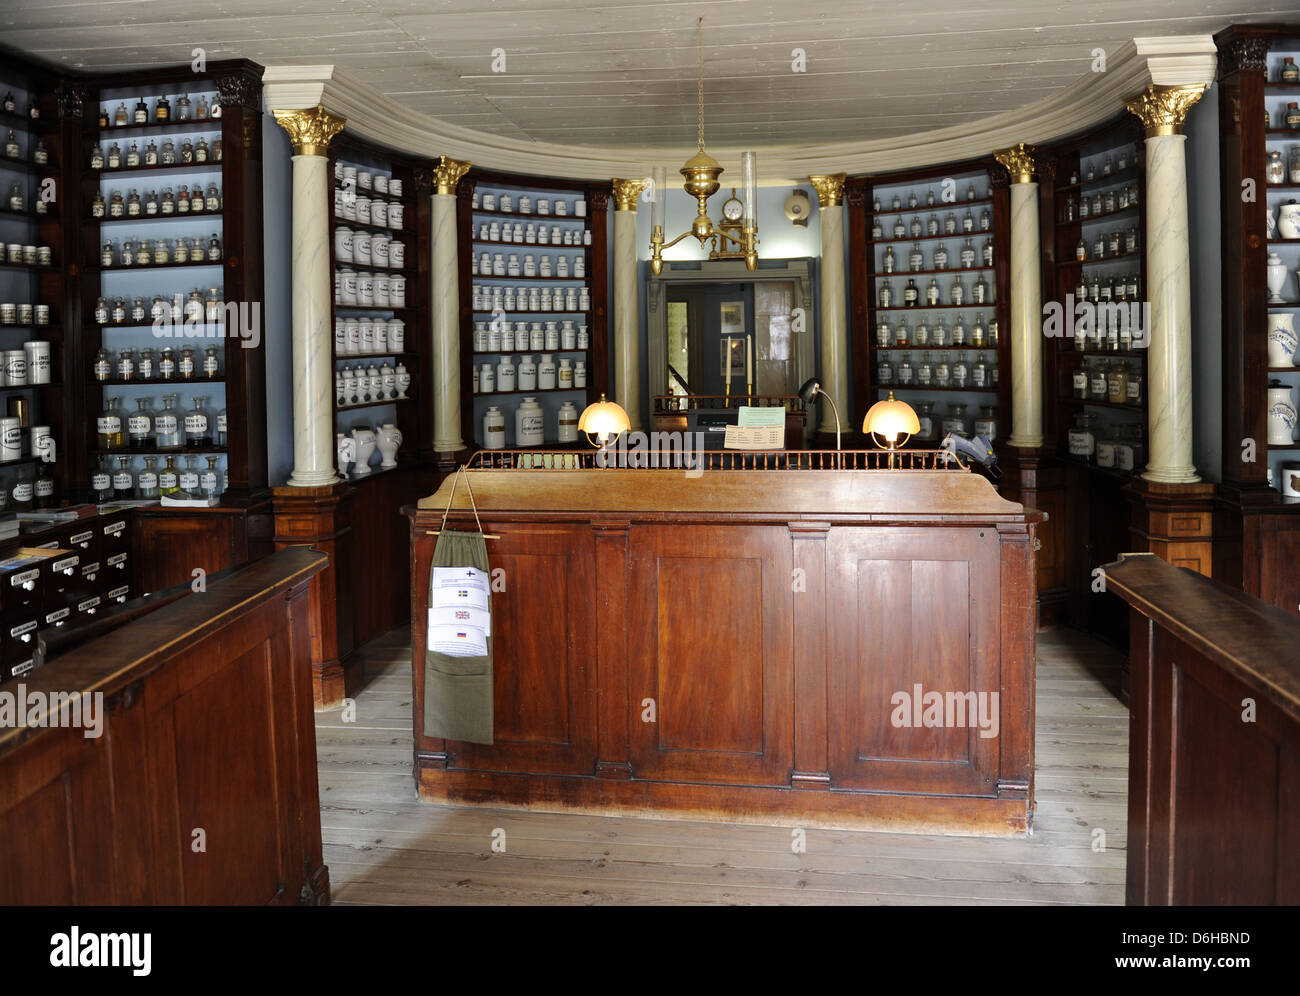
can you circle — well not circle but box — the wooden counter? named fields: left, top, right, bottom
left=1104, top=553, right=1300, bottom=904
left=408, top=453, right=1043, bottom=835
left=0, top=548, right=328, bottom=904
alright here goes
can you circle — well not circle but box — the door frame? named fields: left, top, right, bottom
left=647, top=259, right=815, bottom=414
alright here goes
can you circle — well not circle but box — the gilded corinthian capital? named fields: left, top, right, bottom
left=1124, top=84, right=1207, bottom=138
left=993, top=143, right=1039, bottom=184
left=433, top=156, right=472, bottom=195
left=271, top=106, right=346, bottom=156
left=611, top=178, right=648, bottom=211
left=808, top=173, right=846, bottom=207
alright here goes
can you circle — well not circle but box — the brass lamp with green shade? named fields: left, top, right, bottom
left=863, top=391, right=921, bottom=468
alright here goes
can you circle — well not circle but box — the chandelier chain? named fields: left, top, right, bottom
left=697, top=17, right=705, bottom=153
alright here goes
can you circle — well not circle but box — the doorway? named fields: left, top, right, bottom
left=666, top=282, right=754, bottom=396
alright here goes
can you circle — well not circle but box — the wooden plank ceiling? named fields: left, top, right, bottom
left=0, top=1, right=1291, bottom=149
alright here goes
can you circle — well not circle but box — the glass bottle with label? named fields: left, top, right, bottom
left=1089, top=360, right=1109, bottom=401
left=179, top=346, right=196, bottom=379
left=951, top=314, right=966, bottom=346
left=137, top=456, right=160, bottom=498
left=952, top=353, right=970, bottom=388
left=904, top=279, right=919, bottom=307
left=972, top=352, right=990, bottom=389
left=112, top=456, right=134, bottom=499
left=98, top=396, right=125, bottom=450
left=942, top=403, right=970, bottom=436
left=217, top=405, right=227, bottom=447
left=974, top=405, right=999, bottom=441
left=1107, top=361, right=1128, bottom=404
left=1068, top=412, right=1097, bottom=462
left=155, top=394, right=182, bottom=449
left=201, top=457, right=220, bottom=498
left=203, top=346, right=220, bottom=378
left=914, top=400, right=936, bottom=441
left=876, top=354, right=894, bottom=385
left=159, top=455, right=180, bottom=495
left=34, top=464, right=54, bottom=509
left=878, top=280, right=893, bottom=309
left=916, top=353, right=932, bottom=385
left=10, top=466, right=33, bottom=512
left=185, top=396, right=211, bottom=447
left=179, top=455, right=200, bottom=494
left=92, top=457, right=113, bottom=502
left=894, top=317, right=910, bottom=347
left=883, top=245, right=895, bottom=273
left=94, top=348, right=112, bottom=382
left=925, top=278, right=940, bottom=306
left=1126, top=362, right=1143, bottom=405
left=934, top=351, right=951, bottom=387
left=908, top=242, right=924, bottom=272
left=960, top=238, right=976, bottom=269
left=1073, top=361, right=1088, bottom=399
left=896, top=352, right=913, bottom=386
left=129, top=397, right=154, bottom=448
left=932, top=243, right=949, bottom=270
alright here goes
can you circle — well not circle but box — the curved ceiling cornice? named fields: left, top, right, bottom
left=262, top=35, right=1216, bottom=185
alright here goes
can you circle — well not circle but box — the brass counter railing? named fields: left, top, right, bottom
left=466, top=448, right=967, bottom=472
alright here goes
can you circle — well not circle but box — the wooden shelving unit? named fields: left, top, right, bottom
left=457, top=167, right=609, bottom=449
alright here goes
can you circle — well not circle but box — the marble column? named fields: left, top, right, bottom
left=272, top=106, right=346, bottom=487
left=809, top=174, right=848, bottom=436
left=431, top=157, right=472, bottom=453
left=1125, top=84, right=1207, bottom=484
left=611, top=178, right=648, bottom=431
left=993, top=144, right=1044, bottom=449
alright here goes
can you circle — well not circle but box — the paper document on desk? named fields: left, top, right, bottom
left=737, top=406, right=786, bottom=427
left=724, top=425, right=784, bottom=450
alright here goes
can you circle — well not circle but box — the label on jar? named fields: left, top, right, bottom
left=138, top=472, right=158, bottom=489
left=160, top=357, right=176, bottom=377
left=941, top=418, right=965, bottom=434
left=118, top=358, right=133, bottom=377
left=154, top=414, right=178, bottom=435
left=1068, top=430, right=1095, bottom=457
left=1073, top=371, right=1087, bottom=395
left=35, top=478, right=53, bottom=497
left=128, top=415, right=151, bottom=434
left=184, top=413, right=209, bottom=434
left=11, top=481, right=32, bottom=502
left=112, top=472, right=132, bottom=489
left=180, top=357, right=195, bottom=375
left=1127, top=381, right=1140, bottom=402
left=1117, top=445, right=1135, bottom=471
left=217, top=413, right=227, bottom=433
left=159, top=470, right=178, bottom=489
left=1091, top=373, right=1107, bottom=396
left=1096, top=442, right=1116, bottom=468
left=97, top=416, right=122, bottom=434
left=180, top=471, right=199, bottom=490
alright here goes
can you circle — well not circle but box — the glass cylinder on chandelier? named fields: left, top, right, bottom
left=651, top=166, right=667, bottom=232
left=740, top=152, right=757, bottom=229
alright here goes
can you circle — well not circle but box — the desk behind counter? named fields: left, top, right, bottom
left=408, top=451, right=1043, bottom=836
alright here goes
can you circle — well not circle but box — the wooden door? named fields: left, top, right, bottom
left=447, top=524, right=598, bottom=776
left=627, top=524, right=793, bottom=785
left=826, top=527, right=1000, bottom=795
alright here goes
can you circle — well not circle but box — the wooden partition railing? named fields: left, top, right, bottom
left=0, top=548, right=328, bottom=905
left=1104, top=553, right=1300, bottom=905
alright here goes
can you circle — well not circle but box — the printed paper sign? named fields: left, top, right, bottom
left=428, top=623, right=488, bottom=658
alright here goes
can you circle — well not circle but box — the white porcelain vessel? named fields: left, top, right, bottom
left=351, top=426, right=377, bottom=474
left=376, top=423, right=403, bottom=468
left=1279, top=200, right=1300, bottom=239
left=336, top=432, right=355, bottom=478
left=1269, top=313, right=1299, bottom=367
left=1267, top=251, right=1288, bottom=302
left=1268, top=381, right=1298, bottom=445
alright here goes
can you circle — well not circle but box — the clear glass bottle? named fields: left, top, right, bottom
left=94, top=347, right=113, bottom=382
left=914, top=400, right=936, bottom=441
left=908, top=242, right=923, bottom=271
left=92, top=456, right=113, bottom=502
left=129, top=397, right=154, bottom=449
left=117, top=347, right=136, bottom=382
left=925, top=278, right=940, bottom=306
left=217, top=405, right=227, bottom=447
left=112, top=456, right=134, bottom=499
left=896, top=351, right=914, bottom=386
left=186, top=396, right=211, bottom=447
left=1126, top=362, right=1143, bottom=405
left=10, top=466, right=32, bottom=512
left=894, top=317, right=910, bottom=347
left=179, top=346, right=197, bottom=380
left=159, top=455, right=180, bottom=495
left=1073, top=360, right=1088, bottom=399
left=876, top=353, right=894, bottom=385
left=1107, top=361, right=1128, bottom=404
left=158, top=347, right=176, bottom=381
left=952, top=353, right=970, bottom=388
left=203, top=346, right=220, bottom=379
left=934, top=351, right=951, bottom=387
left=972, top=352, right=990, bottom=389
left=1068, top=412, right=1097, bottom=462
left=98, top=396, right=125, bottom=450
left=179, top=455, right=200, bottom=494
left=155, top=394, right=182, bottom=449
left=136, top=456, right=160, bottom=498
left=916, top=353, right=933, bottom=385
left=942, top=403, right=970, bottom=436
left=974, top=405, right=999, bottom=442
left=932, top=243, right=949, bottom=270
left=200, top=457, right=220, bottom=498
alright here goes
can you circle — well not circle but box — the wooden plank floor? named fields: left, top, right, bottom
left=316, top=627, right=1129, bottom=905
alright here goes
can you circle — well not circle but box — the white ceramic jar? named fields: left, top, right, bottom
left=515, top=397, right=544, bottom=446
left=497, top=355, right=515, bottom=392
left=557, top=401, right=578, bottom=442
left=335, top=226, right=353, bottom=264
left=389, top=239, right=405, bottom=268
left=517, top=354, right=537, bottom=390
left=390, top=319, right=405, bottom=352
left=1269, top=381, right=1298, bottom=445
left=1268, top=314, right=1297, bottom=367
left=484, top=406, right=506, bottom=449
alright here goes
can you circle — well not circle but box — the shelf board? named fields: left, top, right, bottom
left=0, top=382, right=60, bottom=390
left=0, top=323, right=59, bottom=331
left=873, top=303, right=994, bottom=313
left=333, top=305, right=418, bottom=316
left=1057, top=248, right=1143, bottom=267
left=472, top=236, right=590, bottom=250
left=471, top=309, right=591, bottom=316
left=0, top=157, right=56, bottom=176
left=1268, top=366, right=1300, bottom=373
left=874, top=343, right=999, bottom=352
left=85, top=209, right=224, bottom=227
left=0, top=261, right=56, bottom=273
left=1266, top=128, right=1300, bottom=137
left=87, top=160, right=223, bottom=177
left=871, top=382, right=998, bottom=394
left=869, top=228, right=993, bottom=246
left=0, top=205, right=56, bottom=221
left=91, top=258, right=223, bottom=273
left=470, top=348, right=590, bottom=356
left=1266, top=183, right=1300, bottom=191
left=1267, top=442, right=1300, bottom=450
left=91, top=377, right=226, bottom=386
left=471, top=207, right=589, bottom=224
left=332, top=351, right=419, bottom=361
left=88, top=118, right=221, bottom=138
left=873, top=194, right=994, bottom=212
left=93, top=446, right=227, bottom=455
left=334, top=263, right=418, bottom=279
left=472, top=273, right=590, bottom=283
left=1079, top=164, right=1142, bottom=190
left=1059, top=205, right=1141, bottom=226
left=1267, top=238, right=1300, bottom=245
left=1063, top=397, right=1146, bottom=411
left=1058, top=347, right=1149, bottom=360
left=334, top=216, right=408, bottom=237
left=0, top=455, right=46, bottom=468
left=869, top=266, right=993, bottom=278
left=335, top=396, right=413, bottom=412
left=472, top=385, right=588, bottom=397
left=0, top=109, right=55, bottom=133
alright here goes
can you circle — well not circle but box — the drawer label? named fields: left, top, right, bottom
left=35, top=541, right=59, bottom=550
left=10, top=659, right=34, bottom=676
left=78, top=596, right=101, bottom=612
left=44, top=607, right=71, bottom=624
left=80, top=562, right=101, bottom=577
left=107, top=585, right=129, bottom=600
left=103, top=520, right=127, bottom=536
left=107, top=553, right=128, bottom=567
left=52, top=556, right=80, bottom=573
left=9, top=620, right=36, bottom=638
left=70, top=530, right=94, bottom=545
left=10, top=569, right=39, bottom=586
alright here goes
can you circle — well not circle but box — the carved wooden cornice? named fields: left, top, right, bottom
left=1217, top=36, right=1269, bottom=78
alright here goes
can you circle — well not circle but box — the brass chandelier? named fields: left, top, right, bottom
left=649, top=18, right=758, bottom=275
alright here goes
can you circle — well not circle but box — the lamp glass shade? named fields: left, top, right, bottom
left=740, top=151, right=757, bottom=227
left=578, top=394, right=631, bottom=441
left=863, top=393, right=920, bottom=443
left=651, top=166, right=667, bottom=230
